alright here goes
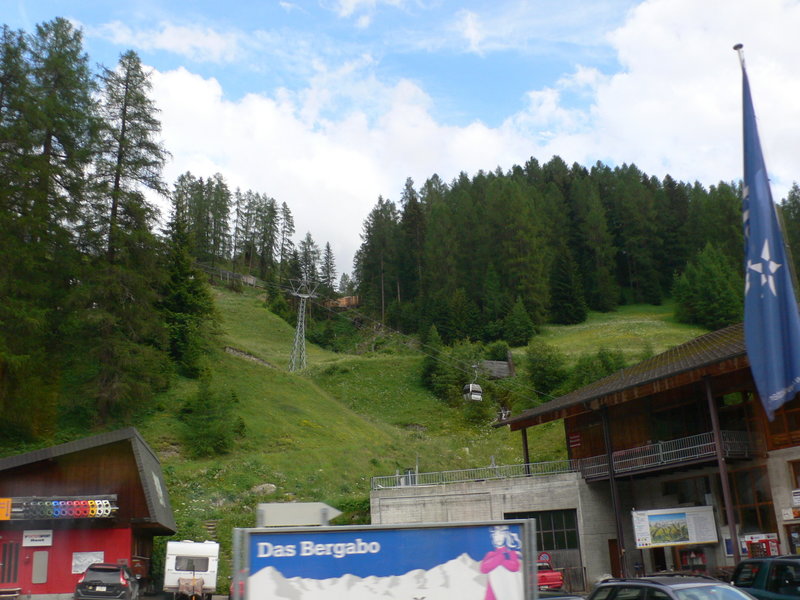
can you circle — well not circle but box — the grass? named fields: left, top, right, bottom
left=3, top=285, right=710, bottom=583
left=532, top=301, right=708, bottom=363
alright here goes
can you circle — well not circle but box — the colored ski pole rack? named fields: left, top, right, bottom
left=8, top=496, right=118, bottom=520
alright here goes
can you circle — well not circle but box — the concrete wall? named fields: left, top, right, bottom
left=766, top=446, right=800, bottom=552
left=370, top=472, right=620, bottom=586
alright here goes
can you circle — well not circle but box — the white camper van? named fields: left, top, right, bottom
left=163, top=540, right=219, bottom=600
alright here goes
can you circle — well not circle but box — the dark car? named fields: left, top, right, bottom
left=588, top=575, right=756, bottom=600
left=75, top=563, right=140, bottom=600
left=731, top=556, right=800, bottom=600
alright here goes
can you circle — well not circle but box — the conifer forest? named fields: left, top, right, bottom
left=3, top=18, right=800, bottom=440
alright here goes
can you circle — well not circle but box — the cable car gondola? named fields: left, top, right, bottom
left=463, top=365, right=483, bottom=401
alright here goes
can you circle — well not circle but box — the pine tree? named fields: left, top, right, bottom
left=780, top=183, right=800, bottom=282
left=298, top=231, right=321, bottom=282
left=277, top=201, right=296, bottom=280
left=96, top=50, right=169, bottom=262
left=673, top=243, right=743, bottom=330
left=160, top=190, right=217, bottom=377
left=319, top=242, right=337, bottom=298
left=548, top=244, right=588, bottom=325
left=503, top=297, right=535, bottom=347
left=63, top=46, right=170, bottom=423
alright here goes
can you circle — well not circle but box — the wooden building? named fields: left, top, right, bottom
left=371, top=322, right=800, bottom=586
left=503, top=322, right=800, bottom=575
left=0, top=428, right=176, bottom=600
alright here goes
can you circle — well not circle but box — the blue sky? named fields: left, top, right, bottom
left=7, top=0, right=800, bottom=273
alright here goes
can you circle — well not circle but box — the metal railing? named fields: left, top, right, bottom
left=371, top=430, right=757, bottom=489
left=371, top=459, right=577, bottom=489
left=582, top=430, right=755, bottom=479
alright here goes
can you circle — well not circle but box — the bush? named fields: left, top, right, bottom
left=525, top=340, right=568, bottom=399
left=179, top=375, right=239, bottom=457
left=673, top=243, right=743, bottom=330
left=485, top=340, right=510, bottom=361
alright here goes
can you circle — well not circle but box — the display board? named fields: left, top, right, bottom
left=237, top=520, right=535, bottom=600
left=632, top=506, right=718, bottom=548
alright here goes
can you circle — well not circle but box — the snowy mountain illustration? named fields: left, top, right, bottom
left=247, top=552, right=517, bottom=600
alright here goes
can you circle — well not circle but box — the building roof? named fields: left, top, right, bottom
left=0, top=427, right=177, bottom=532
left=501, top=322, right=749, bottom=430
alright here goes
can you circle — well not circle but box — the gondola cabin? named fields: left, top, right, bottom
left=463, top=383, right=483, bottom=402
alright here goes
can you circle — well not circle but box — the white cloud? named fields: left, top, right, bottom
left=93, top=20, right=244, bottom=63
left=328, top=0, right=405, bottom=20
left=454, top=10, right=486, bottom=54
left=146, top=0, right=800, bottom=274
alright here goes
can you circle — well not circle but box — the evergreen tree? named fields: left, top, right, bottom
left=319, top=242, right=337, bottom=298
left=398, top=177, right=426, bottom=301
left=503, top=297, right=535, bottom=347
left=160, top=187, right=217, bottom=377
left=780, top=183, right=800, bottom=284
left=354, top=196, right=399, bottom=322
left=548, top=244, right=588, bottom=325
left=96, top=50, right=169, bottom=262
left=63, top=45, right=170, bottom=423
left=277, top=201, right=296, bottom=280
left=673, top=243, right=743, bottom=330
left=298, top=231, right=320, bottom=282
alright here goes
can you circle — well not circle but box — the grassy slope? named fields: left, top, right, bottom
left=4, top=286, right=708, bottom=580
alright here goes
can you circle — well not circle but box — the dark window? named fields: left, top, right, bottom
left=84, top=567, right=126, bottom=584
left=591, top=587, right=615, bottom=600
left=175, top=556, right=210, bottom=572
left=505, top=509, right=579, bottom=551
left=732, top=562, right=761, bottom=587
left=766, top=562, right=800, bottom=596
left=722, top=466, right=776, bottom=532
left=612, top=586, right=646, bottom=600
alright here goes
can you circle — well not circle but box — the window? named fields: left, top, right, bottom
left=732, top=562, right=761, bottom=587
left=766, top=563, right=800, bottom=596
left=613, top=586, right=646, bottom=600
left=663, top=476, right=710, bottom=505
left=722, top=466, right=776, bottom=533
left=175, top=556, right=209, bottom=572
left=505, top=509, right=579, bottom=551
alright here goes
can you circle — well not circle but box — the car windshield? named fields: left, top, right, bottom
left=673, top=585, right=755, bottom=600
left=84, top=568, right=122, bottom=584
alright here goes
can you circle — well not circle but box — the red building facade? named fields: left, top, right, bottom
left=0, top=429, right=176, bottom=600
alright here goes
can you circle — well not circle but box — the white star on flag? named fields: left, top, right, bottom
left=748, top=238, right=781, bottom=296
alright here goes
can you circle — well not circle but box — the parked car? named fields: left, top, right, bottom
left=75, top=563, right=140, bottom=600
left=587, top=574, right=756, bottom=600
left=538, top=561, right=565, bottom=590
left=731, top=556, right=800, bottom=600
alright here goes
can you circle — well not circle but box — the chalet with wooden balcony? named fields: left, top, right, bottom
left=370, top=323, right=800, bottom=589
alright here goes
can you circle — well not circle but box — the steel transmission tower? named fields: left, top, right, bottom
left=288, top=278, right=318, bottom=371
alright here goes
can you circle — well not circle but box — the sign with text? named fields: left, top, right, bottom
left=632, top=506, right=717, bottom=548
left=241, top=521, right=534, bottom=599
left=23, top=530, right=53, bottom=547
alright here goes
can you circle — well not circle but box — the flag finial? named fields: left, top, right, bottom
left=734, top=43, right=745, bottom=67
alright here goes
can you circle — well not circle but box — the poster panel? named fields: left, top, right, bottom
left=632, top=506, right=718, bottom=549
left=246, top=522, right=528, bottom=600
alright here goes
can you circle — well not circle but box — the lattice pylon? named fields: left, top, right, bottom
left=289, top=295, right=308, bottom=371
left=288, top=278, right=318, bottom=372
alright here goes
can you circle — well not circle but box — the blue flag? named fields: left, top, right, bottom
left=741, top=59, right=800, bottom=421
